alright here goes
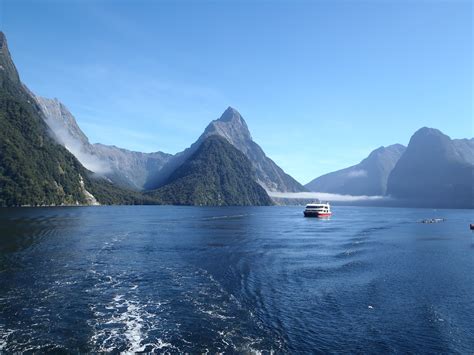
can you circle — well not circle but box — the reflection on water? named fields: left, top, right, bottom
left=0, top=206, right=473, bottom=353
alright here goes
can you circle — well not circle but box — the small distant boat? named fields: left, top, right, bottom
left=420, top=218, right=446, bottom=224
left=304, top=202, right=332, bottom=218
left=470, top=224, right=474, bottom=230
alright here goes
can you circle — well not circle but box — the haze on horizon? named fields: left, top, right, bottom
left=1, top=0, right=472, bottom=184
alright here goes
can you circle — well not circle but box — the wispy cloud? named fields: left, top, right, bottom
left=346, top=169, right=367, bottom=178
left=42, top=114, right=112, bottom=174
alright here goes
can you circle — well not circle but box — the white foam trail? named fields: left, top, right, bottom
left=89, top=295, right=148, bottom=352
left=0, top=327, right=14, bottom=350
left=122, top=302, right=144, bottom=352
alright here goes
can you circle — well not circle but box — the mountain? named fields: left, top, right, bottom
left=0, top=31, right=156, bottom=206
left=37, top=100, right=305, bottom=194
left=147, top=135, right=273, bottom=206
left=0, top=31, right=88, bottom=206
left=146, top=107, right=306, bottom=192
left=386, top=127, right=474, bottom=208
left=305, top=144, right=406, bottom=196
left=34, top=98, right=280, bottom=205
left=34, top=96, right=172, bottom=190
left=0, top=32, right=20, bottom=84
left=91, top=143, right=171, bottom=190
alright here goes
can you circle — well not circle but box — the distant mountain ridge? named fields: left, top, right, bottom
left=305, top=144, right=406, bottom=196
left=306, top=126, right=473, bottom=208
left=387, top=127, right=473, bottom=208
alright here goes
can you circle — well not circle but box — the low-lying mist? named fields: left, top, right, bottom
left=268, top=191, right=385, bottom=202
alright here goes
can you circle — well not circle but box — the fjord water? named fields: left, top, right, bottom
left=0, top=206, right=473, bottom=353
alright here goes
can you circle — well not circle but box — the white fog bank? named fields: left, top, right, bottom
left=268, top=191, right=385, bottom=202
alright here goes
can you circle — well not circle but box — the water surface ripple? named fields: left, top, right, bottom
left=0, top=206, right=473, bottom=353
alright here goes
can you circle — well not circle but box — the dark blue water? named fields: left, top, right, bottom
left=0, top=206, right=473, bottom=353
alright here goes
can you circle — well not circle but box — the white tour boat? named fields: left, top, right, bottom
left=304, top=202, right=332, bottom=218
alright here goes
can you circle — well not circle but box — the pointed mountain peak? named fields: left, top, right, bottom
left=409, top=127, right=450, bottom=147
left=417, top=126, right=438, bottom=133
left=371, top=145, right=387, bottom=154
left=219, top=106, right=242, bottom=122
left=388, top=143, right=406, bottom=150
left=0, top=31, right=20, bottom=84
left=202, top=106, right=252, bottom=143
left=369, top=144, right=406, bottom=157
left=412, top=127, right=446, bottom=138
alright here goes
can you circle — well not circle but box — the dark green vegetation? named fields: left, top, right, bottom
left=0, top=33, right=155, bottom=206
left=0, top=35, right=84, bottom=206
left=83, top=175, right=160, bottom=205
left=147, top=135, right=273, bottom=206
left=0, top=70, right=152, bottom=206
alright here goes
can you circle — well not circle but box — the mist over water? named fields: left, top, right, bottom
left=268, top=191, right=385, bottom=202
left=0, top=206, right=473, bottom=353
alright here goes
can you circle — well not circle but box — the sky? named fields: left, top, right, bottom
left=0, top=0, right=472, bottom=184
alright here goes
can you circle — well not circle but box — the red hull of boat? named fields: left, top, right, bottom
left=304, top=212, right=332, bottom=218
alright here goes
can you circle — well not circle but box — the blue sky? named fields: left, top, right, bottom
left=1, top=0, right=472, bottom=183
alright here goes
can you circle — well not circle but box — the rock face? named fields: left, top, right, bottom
left=147, top=135, right=273, bottom=206
left=146, top=107, right=306, bottom=192
left=387, top=127, right=474, bottom=208
left=202, top=107, right=305, bottom=192
left=35, top=97, right=90, bottom=146
left=34, top=96, right=171, bottom=190
left=305, top=144, right=406, bottom=196
left=90, top=143, right=171, bottom=190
